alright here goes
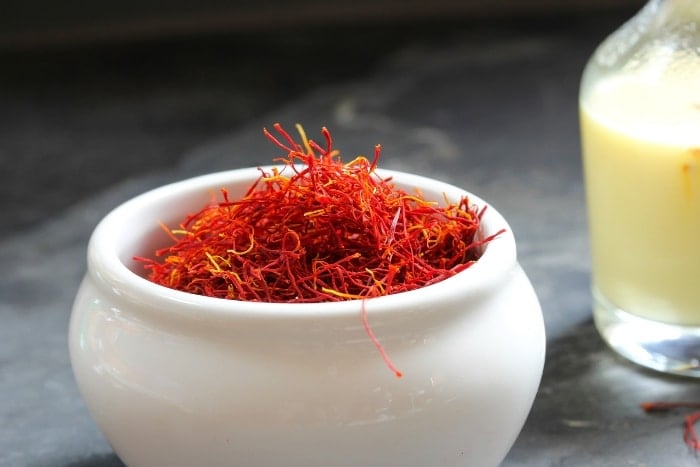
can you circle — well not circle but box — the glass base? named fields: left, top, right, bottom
left=593, top=289, right=700, bottom=378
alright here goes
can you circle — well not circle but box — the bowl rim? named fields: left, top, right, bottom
left=86, top=166, right=517, bottom=319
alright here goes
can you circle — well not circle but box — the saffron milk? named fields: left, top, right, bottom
left=581, top=71, right=700, bottom=325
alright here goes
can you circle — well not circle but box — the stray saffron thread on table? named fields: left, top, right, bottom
left=641, top=401, right=700, bottom=452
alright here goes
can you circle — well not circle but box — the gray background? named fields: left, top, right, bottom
left=3, top=1, right=700, bottom=466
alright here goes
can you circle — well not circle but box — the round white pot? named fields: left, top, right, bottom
left=69, top=167, right=545, bottom=467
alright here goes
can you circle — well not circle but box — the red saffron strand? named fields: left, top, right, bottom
left=685, top=412, right=700, bottom=451
left=641, top=401, right=700, bottom=413
left=362, top=300, right=403, bottom=379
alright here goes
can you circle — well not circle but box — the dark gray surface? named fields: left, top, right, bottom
left=3, top=8, right=700, bottom=467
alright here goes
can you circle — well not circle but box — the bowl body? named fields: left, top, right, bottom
left=69, top=167, right=545, bottom=467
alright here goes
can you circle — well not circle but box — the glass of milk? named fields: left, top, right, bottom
left=580, top=0, right=700, bottom=376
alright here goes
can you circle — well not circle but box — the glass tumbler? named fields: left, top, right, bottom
left=580, top=0, right=700, bottom=376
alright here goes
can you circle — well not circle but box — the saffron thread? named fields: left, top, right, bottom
left=641, top=401, right=700, bottom=452
left=361, top=300, right=403, bottom=378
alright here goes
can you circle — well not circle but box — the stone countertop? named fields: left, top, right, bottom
left=2, top=6, right=699, bottom=467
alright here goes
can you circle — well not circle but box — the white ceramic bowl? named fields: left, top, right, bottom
left=69, top=167, right=545, bottom=467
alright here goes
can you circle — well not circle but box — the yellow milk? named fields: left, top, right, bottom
left=581, top=74, right=700, bottom=325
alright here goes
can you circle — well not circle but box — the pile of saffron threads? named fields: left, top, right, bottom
left=137, top=124, right=501, bottom=303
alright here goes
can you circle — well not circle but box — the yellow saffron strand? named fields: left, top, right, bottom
left=296, top=123, right=313, bottom=156
left=321, top=288, right=365, bottom=300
